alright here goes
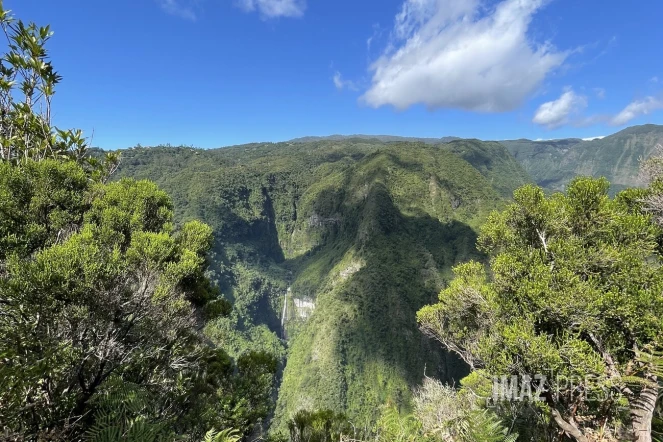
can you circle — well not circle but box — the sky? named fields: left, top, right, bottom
left=5, top=0, right=663, bottom=149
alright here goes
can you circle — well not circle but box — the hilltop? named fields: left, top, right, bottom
left=289, top=134, right=460, bottom=144
left=287, top=125, right=663, bottom=195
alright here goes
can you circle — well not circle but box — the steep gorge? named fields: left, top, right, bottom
left=114, top=139, right=532, bottom=433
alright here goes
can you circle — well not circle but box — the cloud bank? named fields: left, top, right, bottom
left=362, top=0, right=567, bottom=112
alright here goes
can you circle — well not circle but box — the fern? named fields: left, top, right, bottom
left=84, top=378, right=169, bottom=442
left=376, top=407, right=425, bottom=442
left=448, top=410, right=518, bottom=442
left=201, top=428, right=241, bottom=442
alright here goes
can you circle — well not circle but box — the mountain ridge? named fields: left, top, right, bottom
left=111, top=123, right=663, bottom=435
left=288, top=134, right=461, bottom=144
left=501, top=124, right=663, bottom=192
left=113, top=138, right=530, bottom=433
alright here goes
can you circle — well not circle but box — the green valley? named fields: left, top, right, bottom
left=4, top=3, right=663, bottom=441
left=111, top=127, right=663, bottom=438
left=114, top=138, right=530, bottom=434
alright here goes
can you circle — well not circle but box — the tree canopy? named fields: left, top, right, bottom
left=418, top=177, right=663, bottom=441
left=0, top=5, right=277, bottom=440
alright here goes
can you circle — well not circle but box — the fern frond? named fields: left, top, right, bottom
left=201, top=428, right=241, bottom=442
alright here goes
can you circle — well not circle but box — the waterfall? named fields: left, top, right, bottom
left=281, top=287, right=291, bottom=339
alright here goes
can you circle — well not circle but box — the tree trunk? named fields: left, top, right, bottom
left=549, top=408, right=589, bottom=442
left=630, top=375, right=658, bottom=442
left=543, top=391, right=589, bottom=442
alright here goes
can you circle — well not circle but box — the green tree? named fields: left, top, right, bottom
left=0, top=4, right=118, bottom=176
left=0, top=5, right=280, bottom=440
left=418, top=177, right=663, bottom=442
left=0, top=164, right=233, bottom=439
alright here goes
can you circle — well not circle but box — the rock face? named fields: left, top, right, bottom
left=293, top=298, right=315, bottom=318
left=112, top=138, right=530, bottom=433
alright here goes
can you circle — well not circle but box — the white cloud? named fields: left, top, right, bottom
left=158, top=0, right=197, bottom=20
left=651, top=76, right=659, bottom=83
left=611, top=97, right=663, bottom=126
left=236, top=0, right=306, bottom=18
left=594, top=88, right=606, bottom=99
left=532, top=89, right=587, bottom=129
left=361, top=0, right=567, bottom=112
left=582, top=136, right=605, bottom=141
left=333, top=72, right=358, bottom=91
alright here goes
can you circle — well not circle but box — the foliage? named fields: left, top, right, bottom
left=0, top=6, right=275, bottom=440
left=201, top=429, right=241, bottom=442
left=0, top=159, right=242, bottom=439
left=418, top=177, right=663, bottom=440
left=84, top=378, right=168, bottom=442
left=114, top=138, right=528, bottom=432
left=413, top=376, right=516, bottom=442
left=286, top=409, right=353, bottom=442
left=373, top=407, right=427, bottom=442
left=0, top=4, right=118, bottom=177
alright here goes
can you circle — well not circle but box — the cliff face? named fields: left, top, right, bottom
left=501, top=124, right=663, bottom=193
left=114, top=139, right=530, bottom=432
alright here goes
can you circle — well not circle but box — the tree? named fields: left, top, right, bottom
left=0, top=3, right=118, bottom=176
left=0, top=163, right=234, bottom=439
left=0, top=5, right=280, bottom=440
left=418, top=177, right=663, bottom=442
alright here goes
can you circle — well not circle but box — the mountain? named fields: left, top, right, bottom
left=290, top=125, right=663, bottom=196
left=113, top=138, right=529, bottom=434
left=111, top=124, right=660, bottom=434
left=501, top=124, right=663, bottom=193
left=289, top=134, right=460, bottom=144
left=444, top=139, right=533, bottom=197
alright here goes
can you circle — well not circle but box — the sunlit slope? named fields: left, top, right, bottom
left=114, top=139, right=530, bottom=431
left=501, top=124, right=663, bottom=193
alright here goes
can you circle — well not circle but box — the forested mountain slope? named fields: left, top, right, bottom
left=299, top=125, right=663, bottom=195
left=114, top=139, right=529, bottom=433
left=289, top=135, right=460, bottom=144
left=501, top=124, right=663, bottom=193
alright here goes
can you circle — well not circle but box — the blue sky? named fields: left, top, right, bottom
left=5, top=0, right=663, bottom=148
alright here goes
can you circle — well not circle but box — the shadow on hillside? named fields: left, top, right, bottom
left=277, top=182, right=476, bottom=423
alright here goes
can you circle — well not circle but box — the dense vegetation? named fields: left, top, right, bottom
left=0, top=8, right=276, bottom=441
left=419, top=176, right=663, bottom=441
left=114, top=135, right=530, bottom=434
left=3, top=5, right=663, bottom=442
left=111, top=123, right=544, bottom=432
left=299, top=127, right=663, bottom=196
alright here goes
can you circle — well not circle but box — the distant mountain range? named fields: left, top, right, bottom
left=289, top=134, right=461, bottom=144
left=292, top=124, right=663, bottom=194
left=501, top=124, right=663, bottom=193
